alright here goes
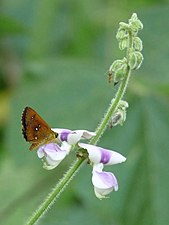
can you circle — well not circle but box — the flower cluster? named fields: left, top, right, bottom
left=108, top=13, right=143, bottom=85
left=37, top=128, right=126, bottom=199
left=37, top=129, right=95, bottom=170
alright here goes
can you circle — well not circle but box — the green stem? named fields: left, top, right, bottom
left=26, top=158, right=84, bottom=225
left=90, top=65, right=131, bottom=145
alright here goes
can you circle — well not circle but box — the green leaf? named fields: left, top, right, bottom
left=0, top=16, right=26, bottom=36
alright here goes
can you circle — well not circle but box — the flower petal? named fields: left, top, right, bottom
left=78, top=143, right=101, bottom=164
left=52, top=128, right=71, bottom=142
left=37, top=147, right=45, bottom=158
left=74, top=130, right=96, bottom=139
left=92, top=164, right=118, bottom=199
left=52, top=128, right=95, bottom=145
left=42, top=162, right=59, bottom=170
left=78, top=143, right=126, bottom=165
left=37, top=143, right=67, bottom=170
left=60, top=141, right=72, bottom=154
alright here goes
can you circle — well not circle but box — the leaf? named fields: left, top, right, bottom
left=0, top=16, right=26, bottom=36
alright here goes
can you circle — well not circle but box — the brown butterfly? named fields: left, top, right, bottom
left=22, top=107, right=58, bottom=150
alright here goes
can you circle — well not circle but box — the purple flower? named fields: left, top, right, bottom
left=78, top=143, right=126, bottom=199
left=37, top=142, right=70, bottom=170
left=52, top=128, right=96, bottom=145
left=92, top=164, right=118, bottom=199
left=78, top=143, right=126, bottom=165
left=36, top=127, right=126, bottom=199
left=37, top=129, right=96, bottom=170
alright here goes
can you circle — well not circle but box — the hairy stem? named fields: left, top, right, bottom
left=26, top=158, right=84, bottom=225
left=90, top=66, right=131, bottom=145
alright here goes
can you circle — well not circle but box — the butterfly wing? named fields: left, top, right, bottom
left=22, top=107, right=58, bottom=150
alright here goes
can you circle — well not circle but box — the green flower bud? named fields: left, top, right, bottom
left=128, top=13, right=143, bottom=33
left=109, top=58, right=126, bottom=72
left=116, top=28, right=128, bottom=40
left=134, top=51, right=144, bottom=69
left=129, top=23, right=139, bottom=33
left=110, top=100, right=129, bottom=127
left=129, top=13, right=138, bottom=22
left=114, top=63, right=127, bottom=82
left=128, top=50, right=138, bottom=70
left=133, top=37, right=143, bottom=51
left=110, top=112, right=122, bottom=127
left=118, top=99, right=129, bottom=109
left=119, top=37, right=128, bottom=50
left=128, top=51, right=143, bottom=70
left=119, top=22, right=129, bottom=30
left=129, top=21, right=143, bottom=33
left=134, top=19, right=143, bottom=30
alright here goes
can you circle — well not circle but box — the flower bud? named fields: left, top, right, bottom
left=119, top=22, right=129, bottom=30
left=116, top=28, right=128, bottom=40
left=129, top=21, right=143, bottom=33
left=110, top=100, right=128, bottom=127
left=109, top=59, right=124, bottom=72
left=134, top=19, right=143, bottom=30
left=128, top=50, right=138, bottom=70
left=119, top=37, right=128, bottom=50
left=134, top=51, right=144, bottom=70
left=129, top=13, right=138, bottom=22
left=118, top=99, right=129, bottom=109
left=128, top=50, right=144, bottom=70
left=129, top=23, right=139, bottom=33
left=133, top=37, right=143, bottom=51
left=114, top=63, right=127, bottom=83
left=111, top=109, right=127, bottom=127
left=129, top=13, right=143, bottom=33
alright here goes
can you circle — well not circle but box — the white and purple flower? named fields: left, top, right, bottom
left=78, top=143, right=126, bottom=166
left=52, top=128, right=96, bottom=145
left=78, top=143, right=126, bottom=199
left=37, top=129, right=96, bottom=170
left=92, top=164, right=118, bottom=199
left=36, top=128, right=126, bottom=199
left=37, top=142, right=71, bottom=170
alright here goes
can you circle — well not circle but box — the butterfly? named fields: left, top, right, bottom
left=22, top=107, right=58, bottom=150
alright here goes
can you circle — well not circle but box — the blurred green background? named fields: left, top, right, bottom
left=0, top=1, right=169, bottom=225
